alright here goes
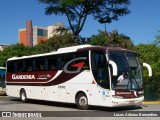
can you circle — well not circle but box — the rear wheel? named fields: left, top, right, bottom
left=76, top=93, right=89, bottom=110
left=20, top=89, right=28, bottom=103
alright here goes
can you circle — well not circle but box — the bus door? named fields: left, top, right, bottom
left=91, top=51, right=110, bottom=106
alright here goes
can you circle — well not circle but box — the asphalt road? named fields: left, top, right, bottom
left=0, top=96, right=160, bottom=120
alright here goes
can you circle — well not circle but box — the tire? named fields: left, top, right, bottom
left=20, top=89, right=28, bottom=103
left=76, top=93, right=89, bottom=110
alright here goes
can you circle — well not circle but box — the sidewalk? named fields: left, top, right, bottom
left=142, top=101, right=160, bottom=104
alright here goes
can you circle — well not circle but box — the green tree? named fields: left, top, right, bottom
left=87, top=31, right=109, bottom=45
left=0, top=44, right=32, bottom=66
left=107, top=30, right=134, bottom=48
left=88, top=30, right=134, bottom=48
left=38, top=0, right=131, bottom=38
left=33, top=33, right=78, bottom=54
left=154, top=31, right=160, bottom=47
left=135, top=43, right=160, bottom=100
left=0, top=34, right=78, bottom=66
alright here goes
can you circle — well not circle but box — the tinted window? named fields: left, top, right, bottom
left=25, top=59, right=33, bottom=72
left=7, top=60, right=24, bottom=72
left=7, top=51, right=89, bottom=73
left=57, top=51, right=89, bottom=70
left=47, top=56, right=57, bottom=70
left=91, top=51, right=109, bottom=89
left=35, top=58, right=46, bottom=71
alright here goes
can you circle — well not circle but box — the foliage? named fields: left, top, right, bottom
left=0, top=44, right=32, bottom=66
left=33, top=33, right=78, bottom=54
left=87, top=31, right=109, bottom=45
left=107, top=30, right=134, bottom=48
left=0, top=33, right=77, bottom=67
left=87, top=30, right=134, bottom=48
left=154, top=31, right=160, bottom=47
left=38, top=0, right=131, bottom=38
left=135, top=42, right=160, bottom=100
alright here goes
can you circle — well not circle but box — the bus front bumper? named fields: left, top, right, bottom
left=111, top=96, right=144, bottom=107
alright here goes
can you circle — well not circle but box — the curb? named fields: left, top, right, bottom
left=0, top=96, right=8, bottom=98
left=142, top=101, right=160, bottom=105
left=0, top=91, right=6, bottom=96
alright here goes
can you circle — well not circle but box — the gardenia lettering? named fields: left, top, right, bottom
left=12, top=74, right=35, bottom=80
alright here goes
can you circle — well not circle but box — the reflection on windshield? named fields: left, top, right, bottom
left=109, top=52, right=142, bottom=90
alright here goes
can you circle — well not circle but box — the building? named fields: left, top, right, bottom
left=0, top=44, right=10, bottom=51
left=48, top=23, right=67, bottom=38
left=19, top=20, right=66, bottom=46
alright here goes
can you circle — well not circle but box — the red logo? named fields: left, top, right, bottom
left=71, top=62, right=85, bottom=68
left=63, top=57, right=87, bottom=73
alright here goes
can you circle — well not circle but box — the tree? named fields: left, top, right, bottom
left=88, top=30, right=134, bottom=48
left=87, top=30, right=109, bottom=45
left=135, top=43, right=160, bottom=100
left=38, top=0, right=131, bottom=38
left=154, top=31, right=160, bottom=47
left=0, top=34, right=78, bottom=66
left=33, top=33, right=78, bottom=54
left=106, top=30, right=134, bottom=48
left=0, top=44, right=32, bottom=66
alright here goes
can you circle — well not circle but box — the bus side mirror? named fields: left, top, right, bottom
left=109, top=60, right=117, bottom=76
left=143, top=63, right=152, bottom=77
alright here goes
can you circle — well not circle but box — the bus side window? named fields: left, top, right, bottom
left=61, top=53, right=74, bottom=71
left=7, top=61, right=12, bottom=72
left=13, top=62, right=19, bottom=72
left=36, top=59, right=44, bottom=71
left=57, top=57, right=62, bottom=70
left=76, top=51, right=89, bottom=70
left=25, top=59, right=33, bottom=72
left=48, top=56, right=57, bottom=70
left=18, top=61, right=24, bottom=72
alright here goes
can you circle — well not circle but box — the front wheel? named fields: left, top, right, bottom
left=20, top=89, right=28, bottom=103
left=76, top=93, right=89, bottom=110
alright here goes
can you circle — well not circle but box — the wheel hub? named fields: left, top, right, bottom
left=79, top=96, right=87, bottom=107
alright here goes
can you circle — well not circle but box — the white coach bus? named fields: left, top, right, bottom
left=6, top=45, right=152, bottom=109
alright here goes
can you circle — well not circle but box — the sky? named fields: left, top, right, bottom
left=0, top=0, right=160, bottom=45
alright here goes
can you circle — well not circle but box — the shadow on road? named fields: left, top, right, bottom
left=89, top=105, right=142, bottom=112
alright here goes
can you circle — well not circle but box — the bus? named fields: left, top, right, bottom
left=6, top=45, right=152, bottom=109
left=0, top=67, right=6, bottom=89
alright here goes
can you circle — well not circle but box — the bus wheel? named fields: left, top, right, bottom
left=76, top=93, right=89, bottom=110
left=20, top=89, right=27, bottom=103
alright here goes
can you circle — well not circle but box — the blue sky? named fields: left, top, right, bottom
left=0, top=0, right=160, bottom=45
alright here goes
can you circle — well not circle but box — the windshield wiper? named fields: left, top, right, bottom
left=132, top=78, right=140, bottom=90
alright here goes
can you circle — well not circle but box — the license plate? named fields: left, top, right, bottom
left=128, top=101, right=135, bottom=104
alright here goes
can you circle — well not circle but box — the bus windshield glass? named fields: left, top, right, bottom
left=109, top=51, right=143, bottom=90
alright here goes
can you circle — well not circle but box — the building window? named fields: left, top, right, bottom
left=37, top=29, right=48, bottom=37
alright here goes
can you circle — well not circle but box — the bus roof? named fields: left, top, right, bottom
left=7, top=45, right=136, bottom=61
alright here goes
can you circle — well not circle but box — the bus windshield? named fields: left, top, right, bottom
left=109, top=51, right=143, bottom=90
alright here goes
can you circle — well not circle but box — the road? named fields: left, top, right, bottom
left=0, top=96, right=159, bottom=120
